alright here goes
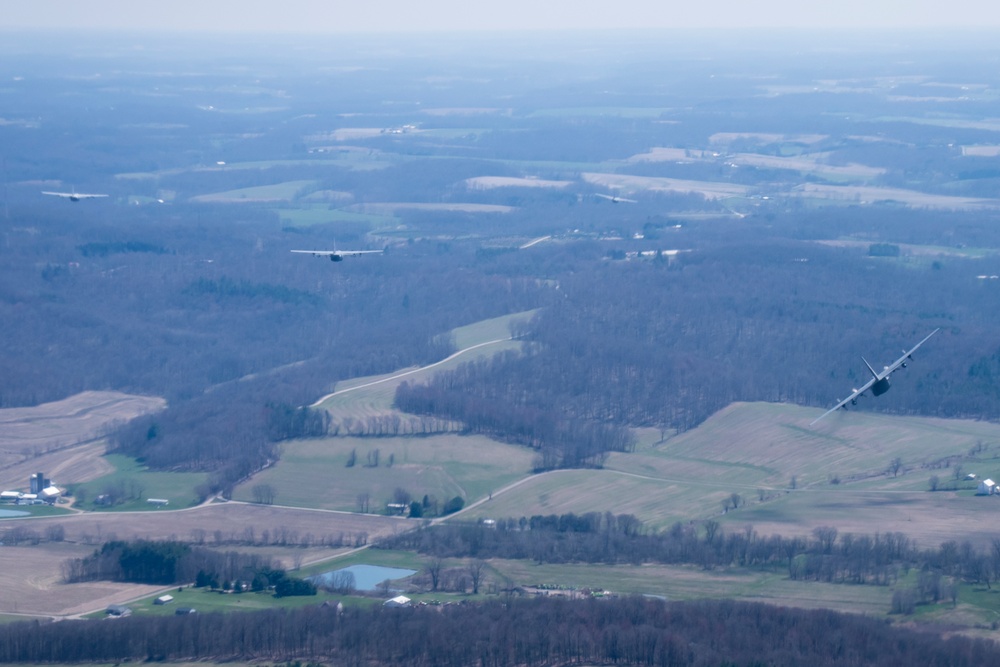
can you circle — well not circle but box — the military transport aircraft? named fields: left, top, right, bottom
left=42, top=190, right=108, bottom=201
left=595, top=193, right=638, bottom=204
left=291, top=248, right=384, bottom=262
left=811, top=328, right=939, bottom=426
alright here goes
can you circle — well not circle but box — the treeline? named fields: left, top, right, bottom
left=62, top=540, right=279, bottom=586
left=2, top=596, right=999, bottom=665
left=378, top=514, right=1000, bottom=590
left=395, top=356, right=636, bottom=469
left=1, top=520, right=368, bottom=551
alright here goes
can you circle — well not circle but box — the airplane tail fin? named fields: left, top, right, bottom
left=862, top=356, right=879, bottom=379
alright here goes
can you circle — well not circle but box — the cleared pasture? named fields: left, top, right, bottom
left=189, top=180, right=315, bottom=203
left=232, top=434, right=535, bottom=512
left=490, top=559, right=892, bottom=615
left=462, top=468, right=722, bottom=529
left=71, top=454, right=209, bottom=511
left=468, top=402, right=1000, bottom=543
left=278, top=206, right=392, bottom=228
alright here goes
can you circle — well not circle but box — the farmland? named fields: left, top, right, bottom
left=231, top=434, right=535, bottom=512
left=461, top=402, right=1000, bottom=548
left=0, top=391, right=165, bottom=491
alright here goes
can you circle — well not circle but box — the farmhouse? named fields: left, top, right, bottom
left=106, top=605, right=131, bottom=617
left=154, top=595, right=174, bottom=605
left=977, top=479, right=996, bottom=496
left=147, top=498, right=169, bottom=506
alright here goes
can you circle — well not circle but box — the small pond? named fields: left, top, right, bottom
left=310, top=564, right=417, bottom=591
left=0, top=509, right=30, bottom=518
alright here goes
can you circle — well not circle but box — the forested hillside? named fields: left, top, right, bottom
left=397, top=208, right=1000, bottom=456
left=2, top=596, right=998, bottom=665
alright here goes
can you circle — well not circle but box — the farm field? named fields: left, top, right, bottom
left=189, top=180, right=316, bottom=203
left=490, top=559, right=892, bottom=615
left=0, top=503, right=406, bottom=617
left=0, top=541, right=166, bottom=618
left=231, top=433, right=536, bottom=512
left=463, top=402, right=1000, bottom=545
left=0, top=390, right=165, bottom=461
left=1, top=502, right=405, bottom=551
left=70, top=454, right=210, bottom=511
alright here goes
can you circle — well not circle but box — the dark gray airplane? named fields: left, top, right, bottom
left=42, top=190, right=108, bottom=201
left=290, top=248, right=383, bottom=262
left=811, top=328, right=939, bottom=425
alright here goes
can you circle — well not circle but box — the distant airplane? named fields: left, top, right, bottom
left=42, top=190, right=108, bottom=202
left=291, top=248, right=384, bottom=262
left=811, top=329, right=939, bottom=426
left=595, top=193, right=638, bottom=204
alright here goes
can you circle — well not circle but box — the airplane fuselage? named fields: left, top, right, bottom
left=871, top=377, right=891, bottom=396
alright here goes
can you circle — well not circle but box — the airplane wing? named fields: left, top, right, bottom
left=810, top=377, right=878, bottom=425
left=334, top=250, right=383, bottom=256
left=291, top=249, right=384, bottom=259
left=42, top=191, right=108, bottom=200
left=879, top=328, right=939, bottom=378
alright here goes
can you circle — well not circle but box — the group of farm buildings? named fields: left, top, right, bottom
left=0, top=472, right=61, bottom=505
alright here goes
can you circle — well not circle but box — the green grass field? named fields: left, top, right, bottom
left=71, top=454, right=209, bottom=512
left=232, top=434, right=535, bottom=512
left=278, top=205, right=396, bottom=228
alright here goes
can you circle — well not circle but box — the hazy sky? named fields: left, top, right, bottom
left=5, top=0, right=1000, bottom=32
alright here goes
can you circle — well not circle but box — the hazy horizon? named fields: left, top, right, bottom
left=5, top=0, right=1000, bottom=33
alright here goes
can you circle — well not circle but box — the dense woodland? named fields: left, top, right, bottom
left=62, top=540, right=279, bottom=587
left=2, top=596, right=999, bottom=665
